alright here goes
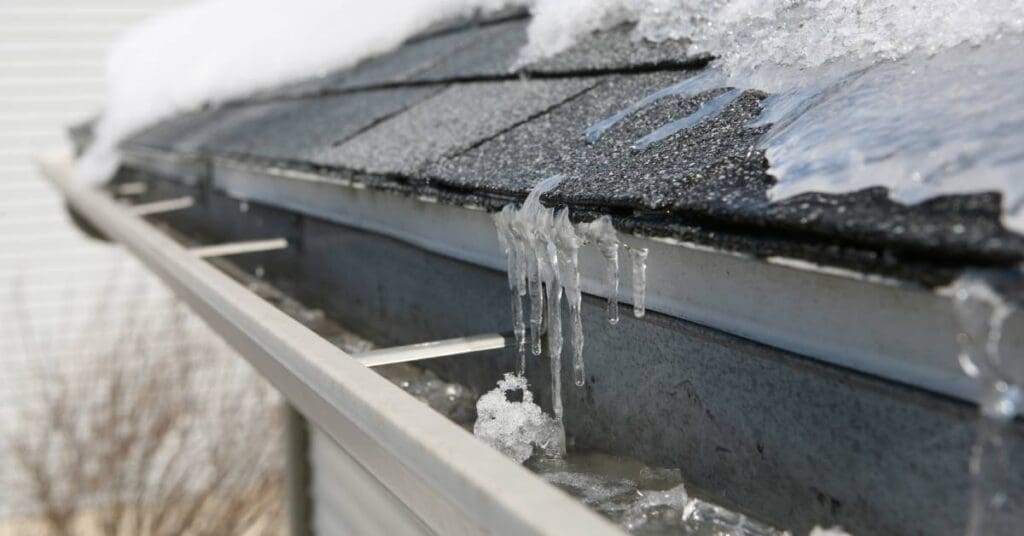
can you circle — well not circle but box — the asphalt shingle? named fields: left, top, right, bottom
left=321, top=78, right=597, bottom=176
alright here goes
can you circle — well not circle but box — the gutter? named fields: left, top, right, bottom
left=37, top=150, right=624, bottom=536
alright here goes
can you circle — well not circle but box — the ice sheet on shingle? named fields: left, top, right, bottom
left=320, top=78, right=597, bottom=176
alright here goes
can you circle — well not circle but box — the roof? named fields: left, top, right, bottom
left=118, top=12, right=1024, bottom=287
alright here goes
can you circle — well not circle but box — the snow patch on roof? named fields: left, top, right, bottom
left=523, top=0, right=1024, bottom=85
left=76, top=0, right=523, bottom=185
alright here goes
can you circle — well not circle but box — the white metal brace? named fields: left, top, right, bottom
left=189, top=238, right=289, bottom=258
left=129, top=195, right=194, bottom=216
left=355, top=332, right=513, bottom=367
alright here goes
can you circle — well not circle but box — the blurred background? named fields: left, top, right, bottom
left=0, top=1, right=285, bottom=533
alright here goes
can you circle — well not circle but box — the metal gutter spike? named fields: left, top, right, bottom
left=129, top=195, right=194, bottom=216
left=189, top=238, right=289, bottom=258
left=356, top=332, right=514, bottom=367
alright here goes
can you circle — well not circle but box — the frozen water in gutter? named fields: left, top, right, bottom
left=951, top=273, right=1022, bottom=536
left=526, top=450, right=791, bottom=534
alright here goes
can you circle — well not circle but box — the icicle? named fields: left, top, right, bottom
left=951, top=274, right=1021, bottom=536
left=628, top=245, right=649, bottom=318
left=554, top=209, right=585, bottom=388
left=527, top=249, right=544, bottom=356
left=495, top=206, right=528, bottom=374
left=494, top=176, right=648, bottom=394
left=544, top=241, right=567, bottom=454
left=581, top=216, right=620, bottom=325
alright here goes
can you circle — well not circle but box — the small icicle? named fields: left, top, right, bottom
left=581, top=216, right=620, bottom=325
left=495, top=206, right=528, bottom=373
left=554, top=209, right=585, bottom=388
left=544, top=241, right=567, bottom=453
left=527, top=248, right=544, bottom=356
left=513, top=176, right=562, bottom=358
left=628, top=245, right=649, bottom=318
left=951, top=273, right=1022, bottom=536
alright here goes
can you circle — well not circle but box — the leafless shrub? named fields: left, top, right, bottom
left=6, top=278, right=285, bottom=536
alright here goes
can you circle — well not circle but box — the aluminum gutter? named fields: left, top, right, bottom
left=160, top=154, right=1021, bottom=405
left=38, top=151, right=624, bottom=536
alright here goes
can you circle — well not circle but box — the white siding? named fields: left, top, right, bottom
left=0, top=0, right=251, bottom=518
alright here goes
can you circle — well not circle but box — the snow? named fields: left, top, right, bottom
left=84, top=0, right=1024, bottom=233
left=76, top=0, right=523, bottom=186
left=525, top=1, right=1023, bottom=80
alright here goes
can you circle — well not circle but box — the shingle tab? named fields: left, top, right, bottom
left=319, top=78, right=597, bottom=176
left=524, top=24, right=708, bottom=75
left=128, top=87, right=439, bottom=161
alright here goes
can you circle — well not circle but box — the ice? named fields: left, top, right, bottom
left=379, top=364, right=478, bottom=428
left=560, top=2, right=1024, bottom=233
left=952, top=275, right=1021, bottom=420
left=951, top=273, right=1023, bottom=536
left=762, top=38, right=1024, bottom=234
left=552, top=210, right=585, bottom=393
left=681, top=498, right=788, bottom=536
left=473, top=373, right=565, bottom=463
left=495, top=177, right=637, bottom=390
left=620, top=484, right=689, bottom=532
left=585, top=72, right=722, bottom=143
left=495, top=206, right=528, bottom=373
left=77, top=0, right=526, bottom=185
left=495, top=179, right=653, bottom=390
left=578, top=216, right=621, bottom=326
left=631, top=88, right=743, bottom=150
left=527, top=451, right=788, bottom=535
left=627, top=245, right=648, bottom=318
